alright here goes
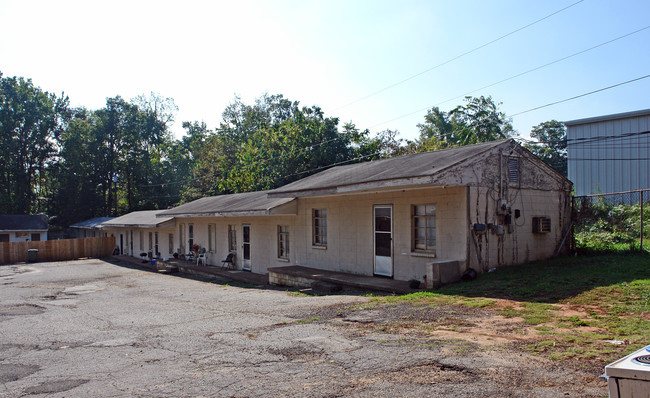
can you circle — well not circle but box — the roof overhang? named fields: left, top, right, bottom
left=100, top=219, right=175, bottom=229
left=564, top=108, right=650, bottom=126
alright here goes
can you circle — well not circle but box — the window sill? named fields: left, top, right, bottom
left=312, top=245, right=327, bottom=250
left=277, top=258, right=290, bottom=262
left=410, top=251, right=436, bottom=258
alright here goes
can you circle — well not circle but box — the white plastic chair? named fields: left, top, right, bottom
left=196, top=249, right=207, bottom=266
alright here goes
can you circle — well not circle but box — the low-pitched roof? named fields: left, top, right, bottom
left=0, top=215, right=48, bottom=231
left=270, top=139, right=513, bottom=197
left=69, top=217, right=115, bottom=230
left=158, top=190, right=296, bottom=218
left=100, top=210, right=173, bottom=228
left=564, top=108, right=650, bottom=126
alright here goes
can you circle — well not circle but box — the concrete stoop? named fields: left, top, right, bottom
left=269, top=265, right=414, bottom=294
left=300, top=281, right=343, bottom=295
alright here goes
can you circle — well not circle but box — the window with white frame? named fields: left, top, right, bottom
left=228, top=225, right=237, bottom=252
left=208, top=224, right=216, bottom=252
left=148, top=232, right=153, bottom=251
left=312, top=209, right=327, bottom=246
left=154, top=232, right=159, bottom=256
left=277, top=225, right=289, bottom=260
left=412, top=204, right=436, bottom=253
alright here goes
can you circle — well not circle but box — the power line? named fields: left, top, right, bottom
left=517, top=129, right=650, bottom=146
left=369, top=26, right=650, bottom=129
left=569, top=158, right=650, bottom=161
left=510, top=74, right=650, bottom=116
left=332, top=0, right=585, bottom=112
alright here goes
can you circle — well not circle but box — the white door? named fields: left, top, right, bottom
left=373, top=205, right=393, bottom=277
left=242, top=224, right=251, bottom=271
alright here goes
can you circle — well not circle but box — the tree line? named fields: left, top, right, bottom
left=0, top=72, right=566, bottom=230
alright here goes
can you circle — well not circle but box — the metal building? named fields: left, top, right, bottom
left=565, top=109, right=650, bottom=196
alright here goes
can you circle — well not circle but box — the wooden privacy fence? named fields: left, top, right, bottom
left=0, top=236, right=116, bottom=265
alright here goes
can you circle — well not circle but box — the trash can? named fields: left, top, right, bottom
left=27, top=249, right=38, bottom=263
left=151, top=259, right=157, bottom=266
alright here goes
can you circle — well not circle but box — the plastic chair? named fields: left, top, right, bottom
left=196, top=248, right=207, bottom=265
left=221, top=252, right=235, bottom=269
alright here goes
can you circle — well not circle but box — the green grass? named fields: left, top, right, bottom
left=437, top=252, right=650, bottom=303
left=371, top=252, right=650, bottom=363
left=296, top=317, right=320, bottom=323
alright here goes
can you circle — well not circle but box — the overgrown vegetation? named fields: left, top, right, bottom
left=574, top=197, right=649, bottom=253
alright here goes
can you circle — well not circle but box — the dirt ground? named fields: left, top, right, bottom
left=0, top=259, right=608, bottom=397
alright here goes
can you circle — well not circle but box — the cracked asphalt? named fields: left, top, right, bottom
left=0, top=259, right=604, bottom=397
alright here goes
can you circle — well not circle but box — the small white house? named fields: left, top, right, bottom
left=0, top=215, right=48, bottom=242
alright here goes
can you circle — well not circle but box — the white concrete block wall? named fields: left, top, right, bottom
left=468, top=186, right=571, bottom=270
left=172, top=216, right=295, bottom=272
left=104, top=227, right=174, bottom=258
left=294, top=186, right=468, bottom=282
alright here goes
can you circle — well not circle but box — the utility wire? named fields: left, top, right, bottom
left=517, top=130, right=650, bottom=146
left=510, top=74, right=650, bottom=116
left=144, top=13, right=644, bottom=191
left=332, top=0, right=585, bottom=111
left=145, top=79, right=650, bottom=191
left=369, top=26, right=650, bottom=129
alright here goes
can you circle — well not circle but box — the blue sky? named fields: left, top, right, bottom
left=1, top=0, right=649, bottom=141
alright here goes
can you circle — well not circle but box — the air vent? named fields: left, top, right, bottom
left=508, top=157, right=519, bottom=183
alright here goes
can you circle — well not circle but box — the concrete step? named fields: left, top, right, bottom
left=311, top=281, right=342, bottom=293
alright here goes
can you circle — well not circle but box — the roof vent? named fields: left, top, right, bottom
left=508, top=157, right=519, bottom=183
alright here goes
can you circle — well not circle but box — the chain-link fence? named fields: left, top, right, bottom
left=572, top=189, right=649, bottom=253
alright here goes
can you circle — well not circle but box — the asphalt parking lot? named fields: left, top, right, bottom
left=0, top=259, right=603, bottom=397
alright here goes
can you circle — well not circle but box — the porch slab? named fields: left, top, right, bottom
left=268, top=265, right=416, bottom=294
left=111, top=255, right=268, bottom=286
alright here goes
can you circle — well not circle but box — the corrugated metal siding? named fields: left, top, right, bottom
left=567, top=113, right=650, bottom=196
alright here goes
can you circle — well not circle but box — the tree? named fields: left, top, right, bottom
left=188, top=94, right=381, bottom=195
left=0, top=72, right=69, bottom=214
left=416, top=96, right=515, bottom=150
left=49, top=108, right=106, bottom=225
left=526, top=120, right=567, bottom=176
left=52, top=95, right=179, bottom=225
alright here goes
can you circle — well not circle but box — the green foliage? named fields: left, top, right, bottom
left=0, top=72, right=70, bottom=214
left=188, top=94, right=384, bottom=196
left=416, top=96, right=515, bottom=150
left=51, top=94, right=179, bottom=225
left=574, top=199, right=648, bottom=253
left=525, top=120, right=567, bottom=176
left=2, top=73, right=416, bottom=224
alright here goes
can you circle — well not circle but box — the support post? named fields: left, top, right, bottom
left=641, top=190, right=644, bottom=251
